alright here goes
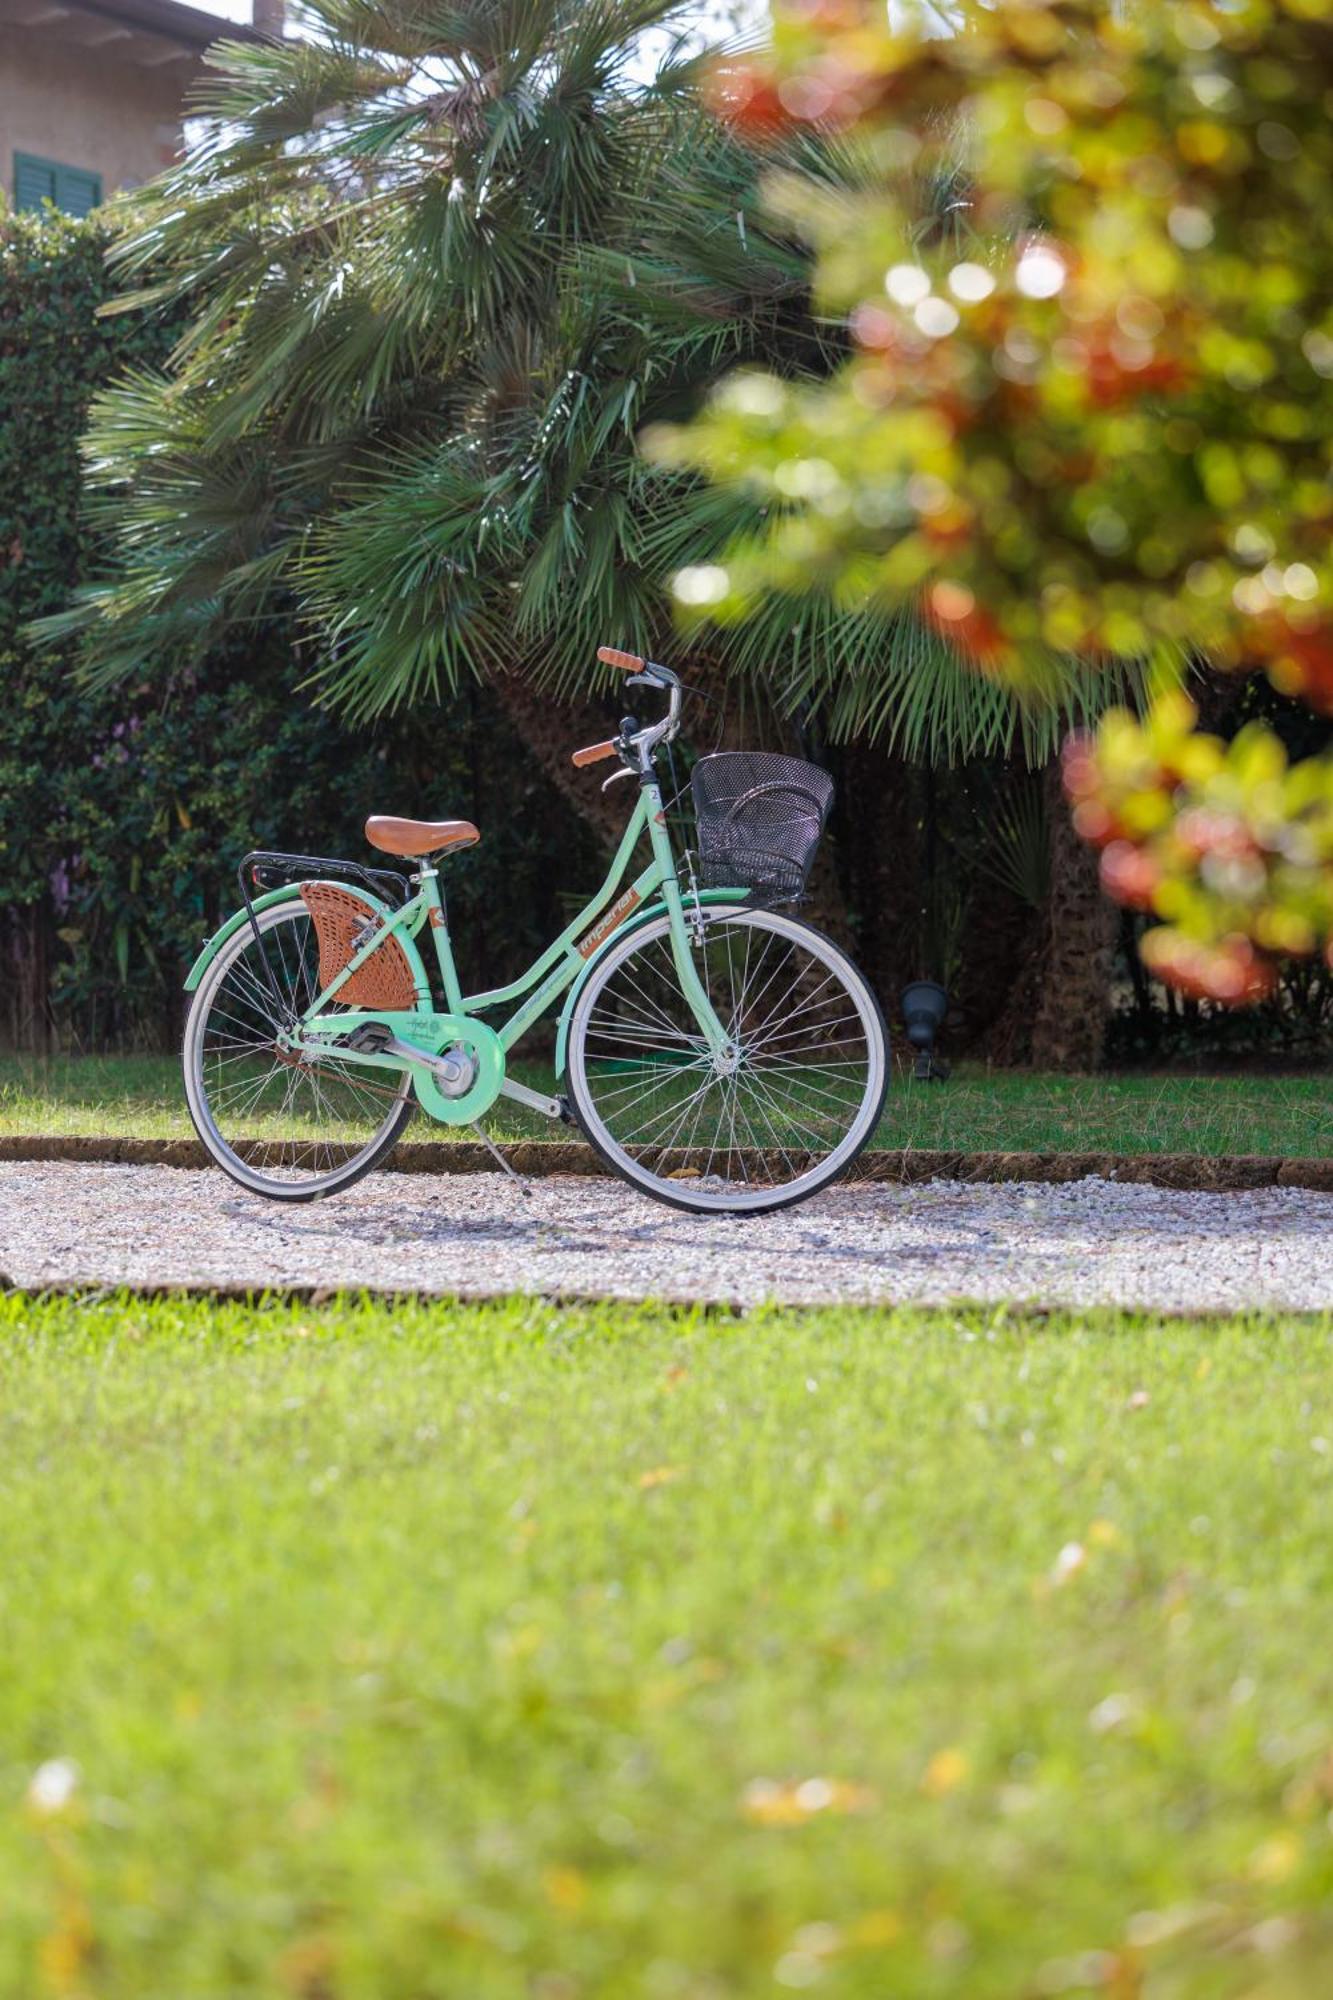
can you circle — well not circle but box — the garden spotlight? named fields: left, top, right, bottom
left=901, top=980, right=950, bottom=1083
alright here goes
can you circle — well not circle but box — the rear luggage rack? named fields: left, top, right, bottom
left=240, top=849, right=410, bottom=909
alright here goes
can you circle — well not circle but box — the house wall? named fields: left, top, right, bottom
left=0, top=25, right=201, bottom=200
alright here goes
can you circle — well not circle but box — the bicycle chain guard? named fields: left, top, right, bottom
left=405, top=1015, right=506, bottom=1127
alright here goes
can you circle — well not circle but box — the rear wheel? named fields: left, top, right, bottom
left=565, top=906, right=888, bottom=1213
left=183, top=900, right=414, bottom=1201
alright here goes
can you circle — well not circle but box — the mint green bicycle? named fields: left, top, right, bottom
left=182, top=648, right=888, bottom=1213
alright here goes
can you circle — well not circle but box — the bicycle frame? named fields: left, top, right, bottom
left=277, top=775, right=735, bottom=1080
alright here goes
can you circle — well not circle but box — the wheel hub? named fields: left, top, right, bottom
left=271, top=1043, right=316, bottom=1074
left=431, top=1041, right=478, bottom=1099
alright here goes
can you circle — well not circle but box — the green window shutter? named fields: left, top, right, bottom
left=14, top=154, right=57, bottom=211
left=56, top=165, right=101, bottom=217
left=12, top=154, right=102, bottom=216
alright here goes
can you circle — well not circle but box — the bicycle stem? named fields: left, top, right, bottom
left=620, top=664, right=683, bottom=775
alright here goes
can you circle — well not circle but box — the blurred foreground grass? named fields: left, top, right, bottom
left=0, top=1052, right=1329, bottom=1154
left=0, top=1291, right=1330, bottom=1998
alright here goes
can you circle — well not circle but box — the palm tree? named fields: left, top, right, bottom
left=49, top=0, right=1124, bottom=1055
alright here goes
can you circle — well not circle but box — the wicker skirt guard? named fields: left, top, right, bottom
left=298, top=883, right=418, bottom=1008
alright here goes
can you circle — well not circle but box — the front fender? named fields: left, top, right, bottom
left=553, top=888, right=749, bottom=1078
left=183, top=882, right=432, bottom=999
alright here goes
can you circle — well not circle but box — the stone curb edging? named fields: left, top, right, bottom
left=2, top=1134, right=1329, bottom=1191
left=0, top=1273, right=763, bottom=1313
left=0, top=1277, right=1279, bottom=1323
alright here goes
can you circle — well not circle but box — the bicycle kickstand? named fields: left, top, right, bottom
left=470, top=1122, right=533, bottom=1200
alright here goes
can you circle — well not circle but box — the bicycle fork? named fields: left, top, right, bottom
left=647, top=795, right=738, bottom=1074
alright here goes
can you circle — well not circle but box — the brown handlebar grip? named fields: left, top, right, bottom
left=572, top=739, right=620, bottom=768
left=596, top=645, right=644, bottom=673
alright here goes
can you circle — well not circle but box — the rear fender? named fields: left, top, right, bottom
left=183, top=882, right=432, bottom=1000
left=553, top=888, right=749, bottom=1079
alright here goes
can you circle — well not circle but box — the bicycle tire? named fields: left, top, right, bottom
left=565, top=905, right=888, bottom=1214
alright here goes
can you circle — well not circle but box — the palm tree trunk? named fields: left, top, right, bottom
left=1027, top=758, right=1114, bottom=1071
left=491, top=670, right=640, bottom=849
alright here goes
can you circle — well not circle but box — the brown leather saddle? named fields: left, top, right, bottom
left=363, top=816, right=480, bottom=859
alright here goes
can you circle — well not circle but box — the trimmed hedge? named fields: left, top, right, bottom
left=0, top=206, right=166, bottom=641
left=0, top=207, right=596, bottom=1048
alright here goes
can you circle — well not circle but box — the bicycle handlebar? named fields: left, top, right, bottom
left=574, top=643, right=684, bottom=776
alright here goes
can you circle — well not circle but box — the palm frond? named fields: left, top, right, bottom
left=57, top=0, right=1109, bottom=786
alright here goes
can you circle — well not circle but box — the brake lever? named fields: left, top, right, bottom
left=602, top=713, right=644, bottom=789
left=627, top=668, right=713, bottom=705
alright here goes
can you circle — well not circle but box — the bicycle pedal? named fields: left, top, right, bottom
left=346, top=1022, right=394, bottom=1054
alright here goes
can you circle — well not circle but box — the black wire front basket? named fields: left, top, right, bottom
left=690, top=751, right=834, bottom=904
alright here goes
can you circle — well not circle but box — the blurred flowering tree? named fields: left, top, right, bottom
left=654, top=0, right=1333, bottom=1003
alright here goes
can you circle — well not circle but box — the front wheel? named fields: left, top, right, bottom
left=565, top=906, right=888, bottom=1214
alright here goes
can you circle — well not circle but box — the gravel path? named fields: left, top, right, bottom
left=3, top=1161, right=1331, bottom=1309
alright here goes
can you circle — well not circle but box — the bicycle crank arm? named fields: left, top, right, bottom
left=301, top=1028, right=474, bottom=1096
left=497, top=1077, right=566, bottom=1122
left=322, top=1036, right=563, bottom=1119
left=380, top=1035, right=474, bottom=1094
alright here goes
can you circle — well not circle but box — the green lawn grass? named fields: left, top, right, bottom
left=1, top=1290, right=1330, bottom=1997
left=1, top=1052, right=1329, bottom=1155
